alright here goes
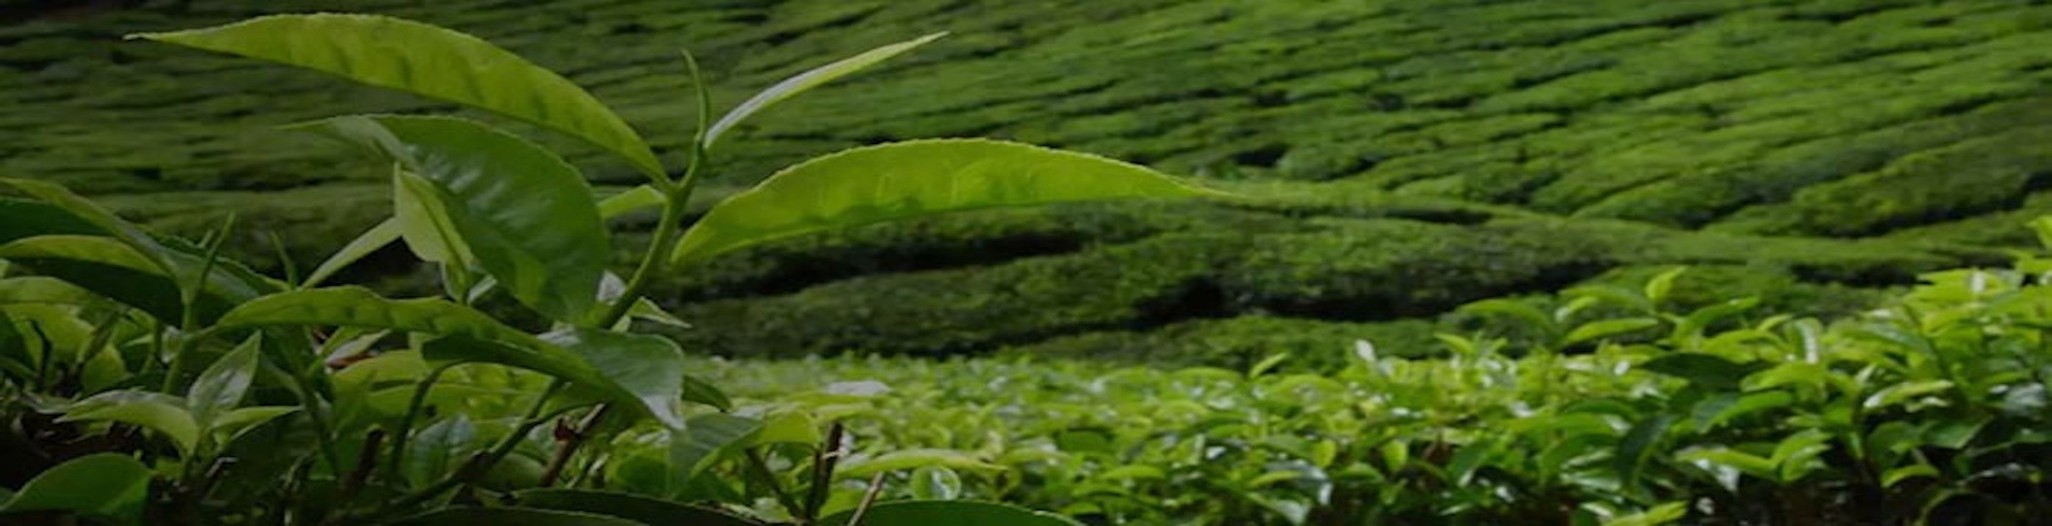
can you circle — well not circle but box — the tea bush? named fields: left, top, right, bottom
left=0, top=12, right=1210, bottom=525
left=703, top=249, right=2052, bottom=525
left=668, top=217, right=1964, bottom=359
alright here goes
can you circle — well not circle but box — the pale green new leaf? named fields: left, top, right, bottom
left=672, top=139, right=1217, bottom=266
left=1676, top=448, right=1777, bottom=481
left=132, top=14, right=663, bottom=178
left=0, top=453, right=152, bottom=522
left=0, top=276, right=102, bottom=307
left=419, top=335, right=678, bottom=428
left=303, top=217, right=401, bottom=289
left=1644, top=267, right=1688, bottom=305
left=540, top=328, right=693, bottom=428
left=0, top=179, right=170, bottom=268
left=187, top=334, right=262, bottom=429
left=837, top=448, right=1002, bottom=478
left=60, top=390, right=199, bottom=454
left=1564, top=317, right=1661, bottom=346
left=209, top=406, right=299, bottom=447
left=1603, top=502, right=1688, bottom=526
left=1862, top=380, right=1955, bottom=411
left=0, top=234, right=188, bottom=324
left=305, top=116, right=610, bottom=321
left=392, top=169, right=473, bottom=267
left=705, top=32, right=945, bottom=146
left=598, top=185, right=664, bottom=219
left=217, top=287, right=544, bottom=348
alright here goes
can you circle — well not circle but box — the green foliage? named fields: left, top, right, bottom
left=3, top=11, right=1201, bottom=526
left=0, top=453, right=152, bottom=524
left=697, top=254, right=2052, bottom=524
left=132, top=13, right=666, bottom=179
left=672, top=139, right=1217, bottom=267
left=670, top=216, right=1957, bottom=359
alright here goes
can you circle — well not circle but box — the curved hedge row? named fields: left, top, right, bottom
left=663, top=213, right=1961, bottom=360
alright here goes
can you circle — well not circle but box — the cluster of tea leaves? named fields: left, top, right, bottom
left=693, top=263, right=2052, bottom=524
left=5, top=0, right=2052, bottom=362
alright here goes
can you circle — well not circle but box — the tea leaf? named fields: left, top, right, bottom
left=0, top=197, right=100, bottom=246
left=419, top=335, right=680, bottom=429
left=673, top=139, right=1217, bottom=266
left=391, top=168, right=474, bottom=268
left=1640, top=353, right=1766, bottom=390
left=838, top=449, right=1002, bottom=478
left=1862, top=380, right=1955, bottom=411
left=0, top=179, right=170, bottom=266
left=598, top=185, right=665, bottom=220
left=0, top=453, right=152, bottom=522
left=302, top=217, right=402, bottom=289
left=209, top=406, right=299, bottom=447
left=133, top=14, right=663, bottom=178
left=1564, top=317, right=1661, bottom=346
left=662, top=413, right=763, bottom=491
left=187, top=334, right=262, bottom=430
left=0, top=235, right=191, bottom=323
left=0, top=276, right=102, bottom=307
left=305, top=116, right=610, bottom=321
left=60, top=390, right=199, bottom=454
left=706, top=32, right=945, bottom=147
left=219, top=287, right=542, bottom=347
left=541, top=328, right=694, bottom=428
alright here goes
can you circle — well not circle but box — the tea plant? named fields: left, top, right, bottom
left=701, top=246, right=2052, bottom=525
left=0, top=13, right=1212, bottom=525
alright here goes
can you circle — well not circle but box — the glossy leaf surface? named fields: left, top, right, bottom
left=706, top=32, right=944, bottom=146
left=541, top=328, right=691, bottom=428
left=306, top=116, right=610, bottom=321
left=134, top=14, right=664, bottom=177
left=60, top=390, right=199, bottom=453
left=672, top=139, right=1216, bottom=266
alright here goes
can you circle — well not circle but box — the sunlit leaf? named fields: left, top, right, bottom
left=838, top=449, right=1002, bottom=478
left=305, top=116, right=610, bottom=321
left=302, top=217, right=401, bottom=289
left=133, top=14, right=663, bottom=178
left=1563, top=317, right=1661, bottom=346
left=218, top=287, right=542, bottom=347
left=705, top=32, right=945, bottom=146
left=209, top=406, right=299, bottom=447
left=542, top=328, right=693, bottom=428
left=673, top=139, right=1216, bottom=266
left=60, top=390, right=198, bottom=454
left=0, top=276, right=102, bottom=307
left=1643, top=267, right=1688, bottom=305
left=598, top=185, right=664, bottom=220
left=187, top=334, right=261, bottom=432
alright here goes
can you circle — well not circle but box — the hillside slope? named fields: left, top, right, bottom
left=4, top=0, right=2047, bottom=366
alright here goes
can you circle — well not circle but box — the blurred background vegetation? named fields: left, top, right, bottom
left=5, top=0, right=2049, bottom=369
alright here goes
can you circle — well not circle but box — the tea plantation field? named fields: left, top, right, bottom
left=6, top=0, right=2052, bottom=367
